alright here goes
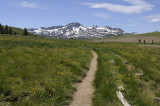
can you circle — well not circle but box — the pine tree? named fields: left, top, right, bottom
left=23, top=28, right=28, bottom=36
left=14, top=32, right=17, bottom=35
left=9, top=27, right=12, bottom=35
left=5, top=25, right=9, bottom=34
left=0, top=23, right=2, bottom=33
left=1, top=26, right=4, bottom=34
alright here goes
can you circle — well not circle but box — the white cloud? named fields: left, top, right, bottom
left=144, top=14, right=160, bottom=23
left=151, top=19, right=160, bottom=22
left=94, top=13, right=110, bottom=19
left=82, top=0, right=153, bottom=14
left=20, top=2, right=37, bottom=8
left=19, top=1, right=48, bottom=10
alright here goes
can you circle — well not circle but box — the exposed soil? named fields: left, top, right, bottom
left=69, top=51, right=98, bottom=106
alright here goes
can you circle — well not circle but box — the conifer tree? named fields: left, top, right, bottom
left=14, top=32, right=17, bottom=35
left=23, top=28, right=28, bottom=36
left=9, top=27, right=12, bottom=35
left=0, top=23, right=2, bottom=33
left=5, top=25, right=9, bottom=34
left=1, top=26, right=4, bottom=34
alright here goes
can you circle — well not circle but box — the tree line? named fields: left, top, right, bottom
left=0, top=23, right=28, bottom=36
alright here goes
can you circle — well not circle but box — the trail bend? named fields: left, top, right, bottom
left=70, top=50, right=98, bottom=106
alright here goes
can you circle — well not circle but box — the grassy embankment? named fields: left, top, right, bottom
left=0, top=35, right=92, bottom=105
left=92, top=42, right=160, bottom=106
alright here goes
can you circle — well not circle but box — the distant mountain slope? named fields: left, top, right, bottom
left=0, top=24, right=40, bottom=37
left=28, top=22, right=124, bottom=39
left=91, top=31, right=160, bottom=43
left=136, top=32, right=160, bottom=36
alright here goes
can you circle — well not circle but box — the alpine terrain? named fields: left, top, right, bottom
left=28, top=22, right=124, bottom=39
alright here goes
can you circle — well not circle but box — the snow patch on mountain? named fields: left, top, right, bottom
left=28, top=22, right=124, bottom=39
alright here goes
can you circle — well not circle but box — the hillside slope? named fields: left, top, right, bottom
left=0, top=24, right=39, bottom=37
left=92, top=32, right=160, bottom=43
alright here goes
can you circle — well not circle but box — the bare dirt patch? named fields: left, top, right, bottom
left=69, top=51, right=98, bottom=106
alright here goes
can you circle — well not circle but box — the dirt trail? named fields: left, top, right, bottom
left=70, top=51, right=98, bottom=106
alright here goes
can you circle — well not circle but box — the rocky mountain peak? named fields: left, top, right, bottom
left=66, top=22, right=82, bottom=28
left=28, top=22, right=125, bottom=39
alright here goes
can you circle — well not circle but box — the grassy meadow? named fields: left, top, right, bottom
left=0, top=32, right=160, bottom=106
left=92, top=42, right=160, bottom=106
left=0, top=35, right=92, bottom=105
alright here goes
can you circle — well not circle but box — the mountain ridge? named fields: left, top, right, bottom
left=28, top=22, right=124, bottom=39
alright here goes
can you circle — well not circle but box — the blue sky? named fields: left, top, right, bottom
left=1, top=0, right=160, bottom=33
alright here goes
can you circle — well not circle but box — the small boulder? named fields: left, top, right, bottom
left=118, top=86, right=124, bottom=91
left=110, top=60, right=115, bottom=64
left=153, top=97, right=160, bottom=102
left=125, top=61, right=129, bottom=64
left=134, top=73, right=144, bottom=77
left=139, top=81, right=145, bottom=87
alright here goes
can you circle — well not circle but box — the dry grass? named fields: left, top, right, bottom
left=91, top=32, right=160, bottom=43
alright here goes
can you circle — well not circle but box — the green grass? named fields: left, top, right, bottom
left=1, top=30, right=160, bottom=106
left=92, top=42, right=160, bottom=106
left=92, top=50, right=122, bottom=106
left=0, top=35, right=92, bottom=105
